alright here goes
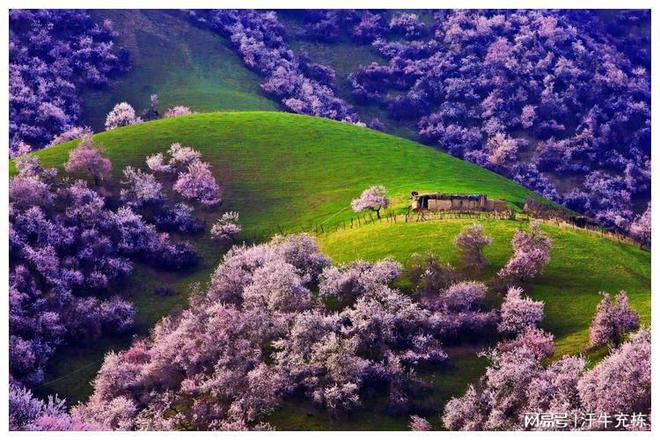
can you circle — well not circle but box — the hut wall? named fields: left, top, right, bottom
left=428, top=199, right=452, bottom=210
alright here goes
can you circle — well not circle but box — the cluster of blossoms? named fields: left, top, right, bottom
left=187, top=10, right=359, bottom=123
left=588, top=291, right=639, bottom=348
left=351, top=185, right=389, bottom=218
left=9, top=10, right=129, bottom=153
left=211, top=211, right=242, bottom=241
left=443, top=327, right=650, bottom=430
left=9, top=154, right=199, bottom=386
left=105, top=102, right=142, bottom=130
left=498, top=221, right=553, bottom=284
left=344, top=10, right=650, bottom=230
left=144, top=142, right=222, bottom=207
left=163, top=105, right=194, bottom=118
left=55, top=233, right=506, bottom=430
left=105, top=97, right=195, bottom=130
left=454, top=223, right=492, bottom=272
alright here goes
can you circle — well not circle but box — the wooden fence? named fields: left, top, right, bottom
left=304, top=210, right=644, bottom=249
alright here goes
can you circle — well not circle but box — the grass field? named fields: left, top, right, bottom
left=80, top=10, right=277, bottom=131
left=16, top=112, right=649, bottom=430
left=318, top=219, right=651, bottom=357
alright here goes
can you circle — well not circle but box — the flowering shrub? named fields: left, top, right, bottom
left=173, top=160, right=222, bottom=206
left=211, top=211, right=241, bottom=241
left=163, top=106, right=194, bottom=118
left=629, top=203, right=651, bottom=247
left=454, top=223, right=492, bottom=271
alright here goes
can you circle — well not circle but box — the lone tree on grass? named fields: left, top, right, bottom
left=211, top=211, right=241, bottom=241
left=104, top=102, right=142, bottom=131
left=351, top=185, right=389, bottom=219
left=64, top=136, right=112, bottom=185
left=589, top=291, right=639, bottom=348
left=454, top=223, right=492, bottom=272
left=498, top=221, right=552, bottom=284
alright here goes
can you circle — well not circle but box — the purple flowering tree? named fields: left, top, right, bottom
left=64, top=137, right=112, bottom=185
left=351, top=185, right=389, bottom=218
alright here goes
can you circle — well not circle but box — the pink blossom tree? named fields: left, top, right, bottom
left=409, top=415, right=431, bottom=431
left=498, top=221, right=552, bottom=284
left=629, top=203, right=650, bottom=247
left=498, top=286, right=544, bottom=334
left=210, top=211, right=241, bottom=241
left=120, top=166, right=164, bottom=207
left=173, top=160, right=221, bottom=206
left=104, top=102, right=142, bottom=130
left=454, top=223, right=492, bottom=271
left=64, top=136, right=112, bottom=185
left=589, top=291, right=639, bottom=348
left=351, top=185, right=389, bottom=218
left=164, top=106, right=194, bottom=118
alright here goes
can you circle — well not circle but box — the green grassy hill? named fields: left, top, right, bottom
left=80, top=10, right=277, bottom=131
left=17, top=112, right=649, bottom=430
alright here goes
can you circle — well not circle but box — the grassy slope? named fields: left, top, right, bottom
left=80, top=10, right=277, bottom=131
left=318, top=219, right=651, bottom=356
left=18, top=112, right=649, bottom=430
left=24, top=111, right=539, bottom=403
left=275, top=218, right=650, bottom=430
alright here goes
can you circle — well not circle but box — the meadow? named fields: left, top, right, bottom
left=16, top=112, right=649, bottom=428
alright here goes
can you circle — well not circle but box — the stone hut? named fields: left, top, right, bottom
left=411, top=192, right=508, bottom=212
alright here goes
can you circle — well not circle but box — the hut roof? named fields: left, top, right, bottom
left=415, top=193, right=485, bottom=200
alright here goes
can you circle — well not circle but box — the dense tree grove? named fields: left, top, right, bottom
left=187, top=10, right=359, bottom=123
left=9, top=216, right=648, bottom=430
left=304, top=10, right=650, bottom=230
left=59, top=233, right=511, bottom=429
left=443, top=327, right=650, bottom=430
left=9, top=10, right=129, bottom=153
left=9, top=147, right=207, bottom=389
